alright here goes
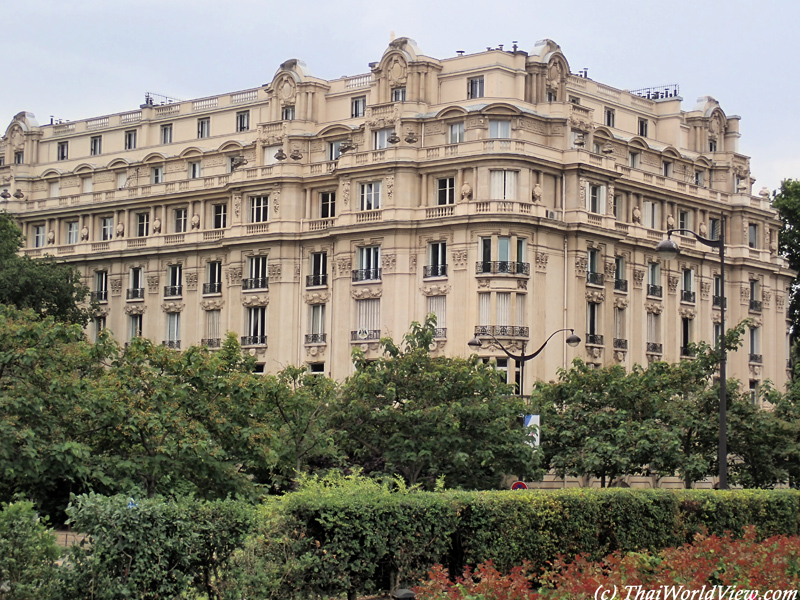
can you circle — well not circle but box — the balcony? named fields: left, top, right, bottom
left=91, top=290, right=108, bottom=303
left=586, top=272, right=605, bottom=286
left=713, top=295, right=727, bottom=308
left=126, top=288, right=145, bottom=300
left=201, top=338, right=221, bottom=348
left=203, top=282, right=222, bottom=295
left=352, top=268, right=382, bottom=282
left=423, top=264, right=448, bottom=278
left=241, top=335, right=267, bottom=346
left=749, top=353, right=763, bottom=364
left=647, top=284, right=663, bottom=298
left=305, top=333, right=327, bottom=344
left=242, top=277, right=269, bottom=290
left=162, top=340, right=181, bottom=349
left=585, top=334, right=604, bottom=346
left=749, top=299, right=763, bottom=312
left=475, top=261, right=530, bottom=276
left=681, top=346, right=696, bottom=357
left=473, top=325, right=529, bottom=338
left=614, top=279, right=628, bottom=292
left=306, top=273, right=328, bottom=287
left=681, top=290, right=696, bottom=303
left=351, top=329, right=381, bottom=341
left=646, top=342, right=663, bottom=354
left=164, top=285, right=183, bottom=297
left=434, top=327, right=447, bottom=339
left=613, top=338, right=628, bottom=350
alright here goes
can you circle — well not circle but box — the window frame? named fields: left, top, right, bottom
left=467, top=76, right=485, bottom=99
left=351, top=96, right=366, bottom=118
left=488, top=119, right=511, bottom=139
left=359, top=182, right=381, bottom=211
left=89, top=135, right=102, bottom=156
left=124, top=130, right=137, bottom=150
left=160, top=124, right=173, bottom=144
left=197, top=117, right=210, bottom=139
left=449, top=122, right=465, bottom=144
left=249, top=195, right=270, bottom=223
left=57, top=141, right=69, bottom=161
left=437, top=177, right=455, bottom=205
left=235, top=110, right=250, bottom=132
left=136, top=212, right=149, bottom=237
left=100, top=217, right=114, bottom=241
left=320, top=191, right=336, bottom=218
left=391, top=87, right=406, bottom=102
left=213, top=204, right=227, bottom=229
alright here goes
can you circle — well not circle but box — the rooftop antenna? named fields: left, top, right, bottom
left=512, top=41, right=518, bottom=52
left=456, top=50, right=465, bottom=56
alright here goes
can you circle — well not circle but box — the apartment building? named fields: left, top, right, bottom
left=0, top=37, right=791, bottom=394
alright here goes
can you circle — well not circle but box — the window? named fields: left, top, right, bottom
left=647, top=313, right=661, bottom=345
left=678, top=210, right=692, bottom=231
left=709, top=218, right=721, bottom=241
left=235, top=111, right=250, bottom=132
left=205, top=261, right=222, bottom=294
left=437, top=177, right=455, bottom=205
left=629, top=152, right=640, bottom=168
left=467, top=76, right=484, bottom=99
left=245, top=307, right=267, bottom=344
left=245, top=256, right=269, bottom=290
left=613, top=194, right=623, bottom=220
left=166, top=264, right=182, bottom=296
left=174, top=208, right=187, bottom=233
left=151, top=166, right=164, bottom=184
left=213, top=204, right=227, bottom=229
left=355, top=245, right=381, bottom=281
left=360, top=182, right=381, bottom=211
left=748, top=223, right=759, bottom=248
left=546, top=90, right=557, bottom=102
left=586, top=301, right=600, bottom=339
left=682, top=318, right=692, bottom=355
left=204, top=310, right=221, bottom=346
left=588, top=184, right=604, bottom=214
left=101, top=217, right=114, bottom=241
left=90, top=136, right=102, bottom=156
left=49, top=181, right=59, bottom=198
left=117, top=172, right=127, bottom=189
left=351, top=96, right=366, bottom=118
left=568, top=95, right=581, bottom=105
left=328, top=141, right=342, bottom=161
left=124, top=130, right=137, bottom=150
left=128, top=267, right=144, bottom=299
left=166, top=313, right=181, bottom=346
left=67, top=221, right=79, bottom=244
left=136, top=213, right=149, bottom=237
left=129, top=314, right=143, bottom=340
left=489, top=170, right=517, bottom=200
left=94, top=316, right=106, bottom=342
left=33, top=225, right=45, bottom=248
left=614, top=306, right=626, bottom=344
left=355, top=298, right=381, bottom=339
left=427, top=241, right=447, bottom=278
left=250, top=195, right=269, bottom=223
left=648, top=263, right=662, bottom=297
left=638, top=118, right=648, bottom=137
left=694, top=170, right=705, bottom=186
left=263, top=145, right=282, bottom=165
left=188, top=161, right=201, bottom=179
left=449, top=122, right=465, bottom=144
left=489, top=119, right=510, bottom=138
left=373, top=129, right=394, bottom=150
left=281, top=105, right=295, bottom=121
left=197, top=117, right=210, bottom=139
left=391, top=87, right=406, bottom=102
left=643, top=200, right=660, bottom=229
left=308, top=304, right=326, bottom=343
left=587, top=249, right=599, bottom=274
left=321, top=191, right=336, bottom=218
left=663, top=161, right=673, bottom=178
left=57, top=142, right=68, bottom=161
left=95, top=271, right=108, bottom=302
left=82, top=177, right=93, bottom=194
left=682, top=269, right=695, bottom=303
left=160, top=124, right=173, bottom=144
left=604, top=108, right=615, bottom=128
left=427, top=295, right=446, bottom=336
left=308, top=252, right=327, bottom=286
left=615, top=256, right=626, bottom=287
left=593, top=142, right=602, bottom=154
left=750, top=326, right=761, bottom=358
left=709, top=140, right=717, bottom=152
left=14, top=151, right=23, bottom=164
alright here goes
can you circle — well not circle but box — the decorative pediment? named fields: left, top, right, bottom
left=351, top=287, right=382, bottom=300
left=679, top=308, right=696, bottom=319
left=614, top=297, right=629, bottom=309
left=200, top=300, right=224, bottom=311
left=305, top=292, right=330, bottom=304
left=585, top=290, right=605, bottom=303
left=162, top=302, right=185, bottom=313
left=420, top=284, right=450, bottom=297
left=124, top=305, right=146, bottom=316
left=242, top=295, right=269, bottom=307
left=645, top=302, right=663, bottom=314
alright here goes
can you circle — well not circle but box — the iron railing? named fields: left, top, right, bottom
left=242, top=277, right=269, bottom=290
left=126, top=288, right=145, bottom=299
left=713, top=295, right=726, bottom=308
left=614, top=279, right=628, bottom=292
left=681, top=290, right=696, bottom=303
left=586, top=272, right=605, bottom=286
left=475, top=261, right=530, bottom=275
left=163, top=285, right=182, bottom=297
left=613, top=338, right=628, bottom=349
left=306, top=273, right=328, bottom=287
left=201, top=338, right=221, bottom=348
left=647, top=284, right=662, bottom=297
left=352, top=268, right=381, bottom=282
left=585, top=334, right=604, bottom=345
left=162, top=340, right=181, bottom=349
left=203, top=282, right=222, bottom=294
left=351, top=330, right=381, bottom=341
left=473, top=325, right=529, bottom=337
left=241, top=335, right=267, bottom=346
left=646, top=342, right=663, bottom=354
left=749, top=353, right=763, bottom=364
left=423, top=264, right=448, bottom=278
left=91, top=290, right=108, bottom=302
left=305, top=333, right=327, bottom=344
left=749, top=299, right=763, bottom=312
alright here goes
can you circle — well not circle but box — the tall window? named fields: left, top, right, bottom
left=205, top=310, right=221, bottom=346
left=129, top=267, right=144, bottom=298
left=355, top=298, right=380, bottom=338
left=124, top=130, right=137, bottom=150
left=449, top=122, right=465, bottom=144
left=197, top=117, right=210, bottom=139
left=614, top=256, right=626, bottom=287
left=663, top=161, right=673, bottom=178
left=648, top=262, right=662, bottom=297
left=467, top=76, right=484, bottom=99
left=391, top=87, right=406, bottom=102
left=437, top=177, right=455, bottom=205
left=166, top=313, right=181, bottom=347
left=489, top=170, right=517, bottom=200
left=750, top=326, right=761, bottom=360
left=748, top=223, right=759, bottom=248
left=136, top=213, right=149, bottom=237
left=308, top=304, right=326, bottom=343
left=588, top=184, right=604, bottom=213
left=647, top=313, right=661, bottom=346
left=82, top=177, right=93, bottom=194
left=360, top=182, right=381, bottom=211
left=682, top=269, right=695, bottom=302
left=427, top=295, right=446, bottom=337
left=604, top=107, right=615, bottom=127
left=129, top=314, right=143, bottom=340
left=308, top=252, right=327, bottom=286
left=67, top=221, right=79, bottom=244
left=355, top=246, right=381, bottom=281
left=427, top=241, right=447, bottom=278
left=95, top=271, right=108, bottom=302
left=205, top=261, right=222, bottom=294
left=281, top=105, right=295, bottom=120
left=151, top=166, right=164, bottom=184
left=213, top=204, right=227, bottom=229
left=328, top=141, right=342, bottom=161
left=373, top=129, right=394, bottom=150
left=678, top=210, right=692, bottom=231
left=173, top=208, right=187, bottom=233
left=638, top=118, right=649, bottom=137
left=101, top=217, right=114, bottom=241
left=614, top=307, right=626, bottom=344
left=166, top=264, right=182, bottom=296
left=90, top=136, right=102, bottom=156
left=321, top=192, right=336, bottom=218
left=245, top=256, right=269, bottom=290
left=629, top=152, right=640, bottom=168
left=586, top=302, right=600, bottom=340
left=57, top=142, right=69, bottom=161
left=351, top=96, right=366, bottom=118
left=694, top=170, right=705, bottom=186
left=489, top=119, right=510, bottom=138
left=682, top=318, right=692, bottom=355
left=94, top=317, right=105, bottom=342
left=245, top=307, right=267, bottom=345
left=49, top=181, right=59, bottom=198
left=188, top=161, right=202, bottom=179
left=160, top=124, right=173, bottom=144
left=709, top=218, right=721, bottom=241
left=33, top=225, right=45, bottom=248
left=643, top=200, right=660, bottom=229
left=250, top=195, right=269, bottom=223
left=14, top=151, right=23, bottom=164
left=235, top=111, right=250, bottom=132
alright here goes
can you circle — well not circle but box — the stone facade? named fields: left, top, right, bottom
left=0, top=37, right=791, bottom=393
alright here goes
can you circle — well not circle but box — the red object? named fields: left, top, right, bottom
left=511, top=481, right=528, bottom=490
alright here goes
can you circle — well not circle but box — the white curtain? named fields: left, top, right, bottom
left=426, top=295, right=446, bottom=328
left=356, top=299, right=380, bottom=330
left=478, top=293, right=491, bottom=326
left=496, top=293, right=511, bottom=326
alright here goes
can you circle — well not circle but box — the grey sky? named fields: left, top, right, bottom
left=2, top=0, right=797, bottom=193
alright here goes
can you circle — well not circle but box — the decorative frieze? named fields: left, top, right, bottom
left=351, top=287, right=382, bottom=299
left=614, top=297, right=629, bottom=309
left=585, top=290, right=605, bottom=303
left=242, top=295, right=269, bottom=307
left=268, top=264, right=282, bottom=281
left=335, top=256, right=352, bottom=277
left=304, top=292, right=330, bottom=304
left=124, top=305, right=146, bottom=315
left=633, top=269, right=645, bottom=289
left=668, top=276, right=679, bottom=295
left=420, top=284, right=450, bottom=296
left=645, top=302, right=663, bottom=314
left=147, top=275, right=160, bottom=294
left=200, top=300, right=224, bottom=311
left=185, top=272, right=198, bottom=291
left=162, top=302, right=184, bottom=313
left=110, top=278, right=122, bottom=296
left=678, top=308, right=696, bottom=319
left=226, top=266, right=242, bottom=286
left=452, top=249, right=468, bottom=269
left=409, top=255, right=417, bottom=273
left=740, top=285, right=750, bottom=304
left=777, top=295, right=785, bottom=311
left=517, top=280, right=527, bottom=290
left=575, top=254, right=588, bottom=277
left=535, top=252, right=548, bottom=272
left=381, top=253, right=396, bottom=272
left=700, top=281, right=711, bottom=299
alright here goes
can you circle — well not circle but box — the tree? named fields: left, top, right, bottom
left=337, top=317, right=541, bottom=489
left=0, top=213, right=91, bottom=325
left=771, top=179, right=800, bottom=336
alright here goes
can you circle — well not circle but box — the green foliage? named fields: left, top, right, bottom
left=0, top=501, right=61, bottom=600
left=0, top=213, right=90, bottom=325
left=338, top=316, right=540, bottom=489
left=773, top=179, right=800, bottom=334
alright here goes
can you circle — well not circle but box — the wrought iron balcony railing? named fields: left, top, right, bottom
left=713, top=295, right=727, bottom=308
left=126, top=288, right=145, bottom=300
left=473, top=325, right=529, bottom=338
left=647, top=284, right=663, bottom=298
left=475, top=261, right=530, bottom=276
left=749, top=299, right=763, bottom=312
left=351, top=329, right=381, bottom=341
left=352, top=268, right=381, bottom=282
left=305, top=333, right=327, bottom=344
left=163, top=285, right=182, bottom=297
left=423, top=264, right=447, bottom=278
left=585, top=333, right=604, bottom=345
left=203, top=282, right=222, bottom=294
left=614, top=279, right=628, bottom=292
left=241, top=335, right=267, bottom=346
left=586, top=272, right=605, bottom=286
left=646, top=342, right=663, bottom=354
left=434, top=327, right=447, bottom=339
left=201, top=338, right=221, bottom=348
left=91, top=290, right=108, bottom=302
left=681, top=290, right=696, bottom=303
left=242, top=277, right=269, bottom=290
left=613, top=338, right=628, bottom=349
left=681, top=346, right=696, bottom=357
left=306, top=273, right=328, bottom=287
left=162, top=340, right=181, bottom=349
left=749, top=353, right=763, bottom=364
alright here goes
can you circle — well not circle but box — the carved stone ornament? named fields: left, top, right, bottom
left=47, top=230, right=55, bottom=245
left=605, top=260, right=616, bottom=278
left=294, top=264, right=301, bottom=281
left=645, top=302, right=663, bottom=314
left=575, top=255, right=588, bottom=277
left=586, top=347, right=602, bottom=360
left=477, top=279, right=490, bottom=289
left=632, top=206, right=641, bottom=224
left=666, top=214, right=675, bottom=229
left=162, top=302, right=185, bottom=313
left=633, top=269, right=645, bottom=289
left=701, top=281, right=711, bottom=299
left=535, top=252, right=548, bottom=271
left=614, top=297, right=629, bottom=309
left=777, top=295, right=785, bottom=311
left=740, top=286, right=750, bottom=304
left=268, top=264, right=282, bottom=281
left=711, top=312, right=722, bottom=324
left=191, top=214, right=200, bottom=230
left=124, top=305, right=146, bottom=316
left=749, top=318, right=763, bottom=329
left=307, top=345, right=326, bottom=358
left=420, top=284, right=450, bottom=297
left=232, top=193, right=242, bottom=218
left=614, top=351, right=626, bottom=362
left=386, top=55, right=408, bottom=87
left=579, top=178, right=587, bottom=206
left=532, top=183, right=543, bottom=203
left=341, top=177, right=350, bottom=206
left=586, top=290, right=605, bottom=303
left=386, top=176, right=394, bottom=203
left=699, top=221, right=708, bottom=237
left=304, top=292, right=330, bottom=304
left=200, top=300, right=224, bottom=311
left=272, top=189, right=281, bottom=215
left=93, top=306, right=111, bottom=317
left=351, top=287, right=382, bottom=300
left=335, top=256, right=352, bottom=276
left=242, top=295, right=269, bottom=307
left=409, top=255, right=417, bottom=273
left=152, top=218, right=162, bottom=234
left=381, top=253, right=396, bottom=272
left=762, top=289, right=771, bottom=308
left=668, top=276, right=679, bottom=295
left=452, top=249, right=468, bottom=269
left=750, top=364, right=761, bottom=378
left=226, top=266, right=242, bottom=286
left=517, top=280, right=527, bottom=290
left=679, top=308, right=696, bottom=320
left=461, top=183, right=472, bottom=201
left=184, top=272, right=198, bottom=291
left=110, top=278, right=122, bottom=296
left=147, top=275, right=160, bottom=293
left=81, top=226, right=90, bottom=241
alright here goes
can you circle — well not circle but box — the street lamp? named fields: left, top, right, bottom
left=656, top=217, right=728, bottom=490
left=468, top=328, right=581, bottom=394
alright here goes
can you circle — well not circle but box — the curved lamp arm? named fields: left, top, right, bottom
left=475, top=328, right=580, bottom=363
left=666, top=227, right=723, bottom=248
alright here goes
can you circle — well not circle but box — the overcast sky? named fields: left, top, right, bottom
left=2, top=0, right=797, bottom=193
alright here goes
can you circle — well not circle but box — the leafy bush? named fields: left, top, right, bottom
left=0, top=501, right=61, bottom=600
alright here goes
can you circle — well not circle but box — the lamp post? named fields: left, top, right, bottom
left=655, top=216, right=727, bottom=490
left=468, top=328, right=581, bottom=395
